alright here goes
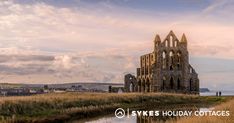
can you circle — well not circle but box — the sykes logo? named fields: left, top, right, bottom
left=114, top=108, right=160, bottom=119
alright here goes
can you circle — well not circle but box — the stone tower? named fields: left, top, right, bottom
left=124, top=31, right=199, bottom=94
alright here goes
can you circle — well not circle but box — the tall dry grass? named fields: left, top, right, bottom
left=172, top=97, right=234, bottom=123
left=0, top=92, right=228, bottom=122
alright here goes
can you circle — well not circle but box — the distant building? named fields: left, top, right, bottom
left=108, top=86, right=124, bottom=93
left=124, top=31, right=199, bottom=94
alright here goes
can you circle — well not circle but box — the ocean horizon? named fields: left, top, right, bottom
left=200, top=90, right=234, bottom=96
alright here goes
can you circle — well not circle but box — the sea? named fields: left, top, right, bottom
left=200, top=90, right=234, bottom=96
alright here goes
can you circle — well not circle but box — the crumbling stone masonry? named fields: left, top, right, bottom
left=124, top=31, right=199, bottom=94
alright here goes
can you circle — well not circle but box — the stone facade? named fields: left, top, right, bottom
left=124, top=74, right=137, bottom=92
left=124, top=31, right=199, bottom=94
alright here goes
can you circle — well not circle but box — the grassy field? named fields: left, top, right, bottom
left=173, top=97, right=234, bottom=123
left=0, top=92, right=229, bottom=123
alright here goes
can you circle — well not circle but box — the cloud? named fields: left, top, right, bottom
left=0, top=0, right=233, bottom=90
left=53, top=55, right=75, bottom=70
left=0, top=0, right=234, bottom=58
left=201, top=0, right=234, bottom=22
left=0, top=47, right=137, bottom=83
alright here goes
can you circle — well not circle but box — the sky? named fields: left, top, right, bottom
left=0, top=0, right=234, bottom=90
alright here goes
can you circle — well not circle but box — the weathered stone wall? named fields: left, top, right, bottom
left=124, top=74, right=137, bottom=92
left=125, top=31, right=199, bottom=94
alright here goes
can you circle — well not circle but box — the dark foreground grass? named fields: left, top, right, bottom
left=0, top=92, right=229, bottom=123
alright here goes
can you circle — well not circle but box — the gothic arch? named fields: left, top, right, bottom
left=165, top=40, right=169, bottom=47
left=162, top=76, right=166, bottom=90
left=142, top=79, right=146, bottom=92
left=169, top=36, right=173, bottom=47
left=176, top=51, right=182, bottom=70
left=170, top=77, right=174, bottom=89
left=146, top=78, right=150, bottom=92
left=177, top=78, right=181, bottom=90
left=162, top=51, right=167, bottom=69
left=169, top=51, right=175, bottom=70
left=189, top=67, right=193, bottom=73
left=129, top=82, right=133, bottom=92
left=138, top=79, right=141, bottom=92
left=174, top=40, right=178, bottom=47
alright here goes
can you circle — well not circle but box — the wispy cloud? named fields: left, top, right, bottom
left=0, top=0, right=233, bottom=89
left=0, top=47, right=138, bottom=83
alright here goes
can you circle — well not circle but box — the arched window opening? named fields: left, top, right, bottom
left=170, top=77, right=174, bottom=89
left=165, top=40, right=169, bottom=47
left=190, top=68, right=193, bottom=73
left=141, top=67, right=144, bottom=75
left=177, top=52, right=181, bottom=63
left=138, top=80, right=141, bottom=92
left=175, top=41, right=178, bottom=47
left=146, top=78, right=150, bottom=92
left=142, top=79, right=145, bottom=92
left=162, top=51, right=166, bottom=69
left=177, top=78, right=180, bottom=90
left=177, top=63, right=180, bottom=69
left=177, top=52, right=181, bottom=70
left=162, top=76, right=166, bottom=90
left=129, top=83, right=133, bottom=92
left=170, top=65, right=173, bottom=70
left=169, top=51, right=174, bottom=65
left=170, top=36, right=173, bottom=47
left=145, top=66, right=148, bottom=75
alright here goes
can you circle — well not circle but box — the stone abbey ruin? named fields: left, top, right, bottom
left=124, top=31, right=199, bottom=94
